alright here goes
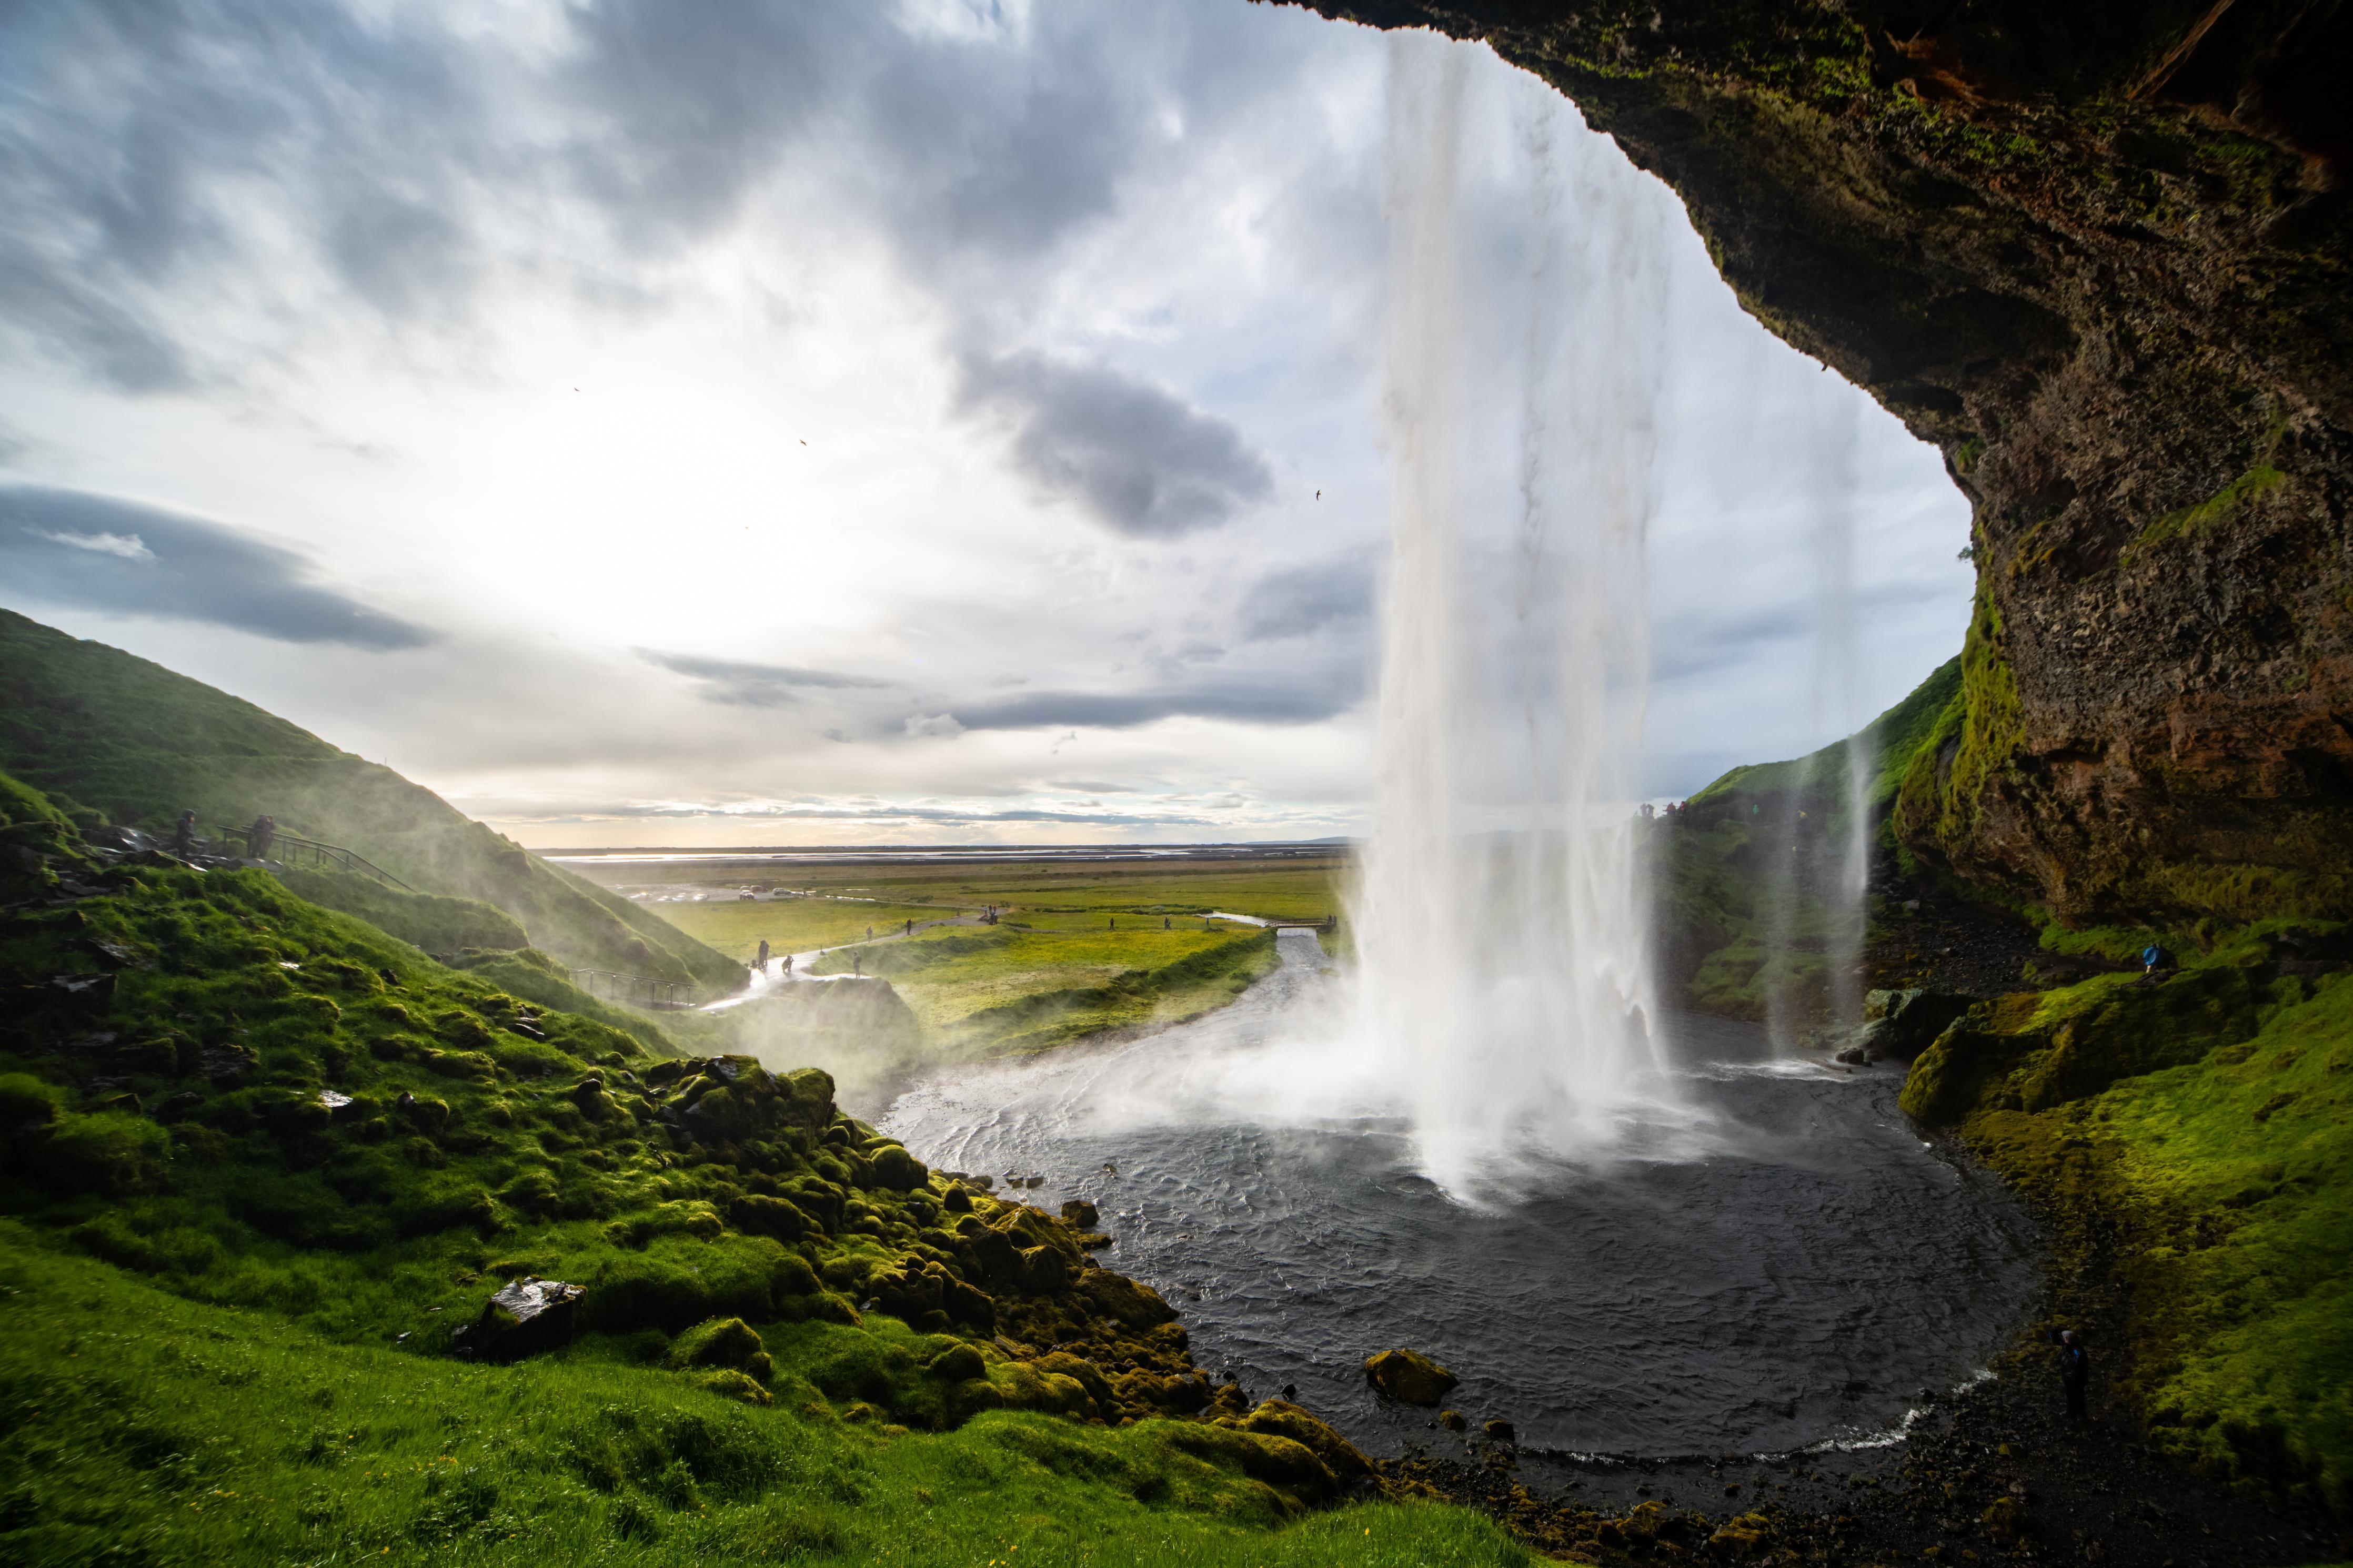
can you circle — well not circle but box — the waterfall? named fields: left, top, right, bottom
left=1351, top=33, right=1676, bottom=1199
left=1759, top=387, right=1870, bottom=1051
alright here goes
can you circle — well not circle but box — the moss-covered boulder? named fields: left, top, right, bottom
left=669, top=1316, right=774, bottom=1384
left=1364, top=1347, right=1457, bottom=1405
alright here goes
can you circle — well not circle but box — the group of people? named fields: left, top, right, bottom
left=751, top=939, right=796, bottom=978
left=1637, top=801, right=1693, bottom=820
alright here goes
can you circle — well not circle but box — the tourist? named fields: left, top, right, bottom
left=247, top=814, right=276, bottom=861
left=2058, top=1329, right=2089, bottom=1421
left=171, top=809, right=200, bottom=856
left=782, top=954, right=794, bottom=976
left=2141, top=943, right=2173, bottom=979
left=906, top=918, right=914, bottom=936
left=756, top=938, right=770, bottom=972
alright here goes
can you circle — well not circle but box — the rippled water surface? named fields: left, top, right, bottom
left=883, top=933, right=2039, bottom=1459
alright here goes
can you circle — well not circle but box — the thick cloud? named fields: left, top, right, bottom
left=0, top=0, right=486, bottom=387
left=0, top=485, right=434, bottom=649
left=1239, top=560, right=1374, bottom=640
left=638, top=649, right=892, bottom=706
left=956, top=350, right=1274, bottom=537
left=0, top=0, right=1169, bottom=389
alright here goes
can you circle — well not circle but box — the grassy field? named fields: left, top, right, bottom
left=586, top=854, right=1340, bottom=1058
left=643, top=896, right=962, bottom=962
left=565, top=855, right=1347, bottom=927
left=807, top=926, right=1282, bottom=1056
left=0, top=608, right=743, bottom=996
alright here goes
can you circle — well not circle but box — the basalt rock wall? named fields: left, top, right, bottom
left=1299, top=0, right=2353, bottom=927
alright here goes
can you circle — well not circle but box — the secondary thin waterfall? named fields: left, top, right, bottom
left=1759, top=386, right=1872, bottom=1051
left=1352, top=34, right=1676, bottom=1199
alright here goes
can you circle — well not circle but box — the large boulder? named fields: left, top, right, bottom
left=453, top=1276, right=582, bottom=1359
left=1364, top=1347, right=1457, bottom=1405
left=1865, top=989, right=1973, bottom=1060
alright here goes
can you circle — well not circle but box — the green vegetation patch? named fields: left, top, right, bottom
left=810, top=926, right=1280, bottom=1056
left=0, top=609, right=741, bottom=995
left=0, top=1228, right=1536, bottom=1567
left=649, top=895, right=962, bottom=960
left=0, top=773, right=1499, bottom=1563
left=2124, top=464, right=2286, bottom=562
left=1902, top=926, right=2353, bottom=1512
left=1658, top=656, right=1959, bottom=1020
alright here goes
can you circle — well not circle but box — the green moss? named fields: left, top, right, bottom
left=1902, top=931, right=2353, bottom=1511
left=2124, top=465, right=2286, bottom=561
left=0, top=1228, right=1537, bottom=1566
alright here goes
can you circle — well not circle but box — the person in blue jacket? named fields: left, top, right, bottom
left=2058, top=1329, right=2089, bottom=1421
left=2141, top=943, right=2174, bottom=978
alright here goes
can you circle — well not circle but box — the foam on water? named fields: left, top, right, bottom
left=884, top=933, right=2040, bottom=1459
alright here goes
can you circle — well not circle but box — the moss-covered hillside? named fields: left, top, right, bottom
left=0, top=767, right=1547, bottom=1563
left=1652, top=656, right=1958, bottom=1019
left=1900, top=924, right=2353, bottom=1515
left=0, top=608, right=739, bottom=995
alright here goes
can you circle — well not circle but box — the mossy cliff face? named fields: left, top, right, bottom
left=1897, top=923, right=2353, bottom=1513
left=1301, top=0, right=2353, bottom=927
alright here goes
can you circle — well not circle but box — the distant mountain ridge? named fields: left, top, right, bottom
left=0, top=608, right=741, bottom=995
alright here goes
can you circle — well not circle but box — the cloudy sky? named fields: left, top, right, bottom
left=0, top=0, right=1970, bottom=847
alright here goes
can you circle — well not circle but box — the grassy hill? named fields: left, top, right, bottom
left=0, top=771, right=1535, bottom=1565
left=1651, top=656, right=1960, bottom=1020
left=0, top=609, right=741, bottom=996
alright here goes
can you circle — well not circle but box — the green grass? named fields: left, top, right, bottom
left=1655, top=656, right=1961, bottom=1021
left=0, top=1226, right=1539, bottom=1567
left=569, top=856, right=1345, bottom=928
left=808, top=926, right=1281, bottom=1056
left=650, top=897, right=966, bottom=961
left=1903, top=925, right=2353, bottom=1512
left=612, top=861, right=1323, bottom=1061
left=0, top=768, right=1537, bottom=1564
left=0, top=608, right=741, bottom=996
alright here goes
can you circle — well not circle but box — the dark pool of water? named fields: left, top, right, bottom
left=882, top=934, right=2039, bottom=1461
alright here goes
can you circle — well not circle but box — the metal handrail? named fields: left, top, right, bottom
left=217, top=824, right=415, bottom=892
left=568, top=968, right=697, bottom=1009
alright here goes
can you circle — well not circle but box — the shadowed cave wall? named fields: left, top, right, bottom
left=1298, top=0, right=2353, bottom=927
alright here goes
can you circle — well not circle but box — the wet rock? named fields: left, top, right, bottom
left=1059, top=1198, right=1099, bottom=1228
left=1364, top=1347, right=1457, bottom=1405
left=454, top=1276, right=582, bottom=1359
left=1482, top=1417, right=1516, bottom=1442
left=1864, top=988, right=1972, bottom=1060
left=1440, top=1409, right=1468, bottom=1432
left=1231, top=1398, right=1375, bottom=1482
